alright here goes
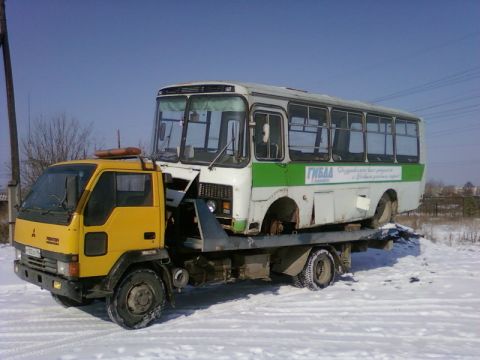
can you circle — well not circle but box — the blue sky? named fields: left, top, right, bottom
left=1, top=0, right=479, bottom=189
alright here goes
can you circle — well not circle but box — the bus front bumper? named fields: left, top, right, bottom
left=13, top=260, right=83, bottom=302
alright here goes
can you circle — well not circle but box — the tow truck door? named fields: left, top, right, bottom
left=80, top=170, right=162, bottom=277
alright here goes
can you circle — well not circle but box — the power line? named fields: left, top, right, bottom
left=369, top=66, right=480, bottom=103
left=428, top=124, right=480, bottom=137
left=419, top=103, right=480, bottom=117
left=411, top=93, right=480, bottom=112
left=422, top=108, right=480, bottom=123
left=325, top=30, right=480, bottom=82
left=429, top=159, right=480, bottom=165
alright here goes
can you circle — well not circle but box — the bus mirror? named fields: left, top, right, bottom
left=158, top=122, right=166, bottom=141
left=65, top=175, right=78, bottom=209
left=262, top=123, right=270, bottom=143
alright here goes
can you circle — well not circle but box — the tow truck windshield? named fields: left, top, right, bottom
left=18, top=164, right=96, bottom=225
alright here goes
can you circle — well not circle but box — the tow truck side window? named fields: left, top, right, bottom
left=84, top=172, right=153, bottom=226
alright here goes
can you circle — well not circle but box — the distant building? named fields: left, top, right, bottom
left=0, top=192, right=7, bottom=215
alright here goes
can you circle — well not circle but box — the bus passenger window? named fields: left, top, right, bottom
left=288, top=104, right=328, bottom=161
left=395, top=119, right=419, bottom=163
left=331, top=109, right=364, bottom=162
left=367, top=114, right=394, bottom=162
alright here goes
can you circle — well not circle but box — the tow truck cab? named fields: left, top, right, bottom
left=13, top=150, right=174, bottom=327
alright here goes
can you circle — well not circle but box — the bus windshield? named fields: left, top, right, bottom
left=181, top=95, right=248, bottom=167
left=153, top=96, right=187, bottom=162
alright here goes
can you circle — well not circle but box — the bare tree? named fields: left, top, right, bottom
left=22, top=113, right=95, bottom=188
left=424, top=180, right=444, bottom=197
left=463, top=181, right=475, bottom=196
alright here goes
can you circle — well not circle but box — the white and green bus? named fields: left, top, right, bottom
left=152, top=82, right=425, bottom=235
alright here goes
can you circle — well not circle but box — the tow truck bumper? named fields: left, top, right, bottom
left=13, top=260, right=83, bottom=302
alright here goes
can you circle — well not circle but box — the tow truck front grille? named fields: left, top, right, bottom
left=22, top=254, right=57, bottom=274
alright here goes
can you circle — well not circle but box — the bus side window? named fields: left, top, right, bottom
left=367, top=114, right=394, bottom=162
left=288, top=104, right=328, bottom=161
left=395, top=119, right=419, bottom=163
left=331, top=109, right=364, bottom=162
left=254, top=112, right=283, bottom=161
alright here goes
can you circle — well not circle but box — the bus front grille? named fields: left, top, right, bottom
left=199, top=183, right=233, bottom=199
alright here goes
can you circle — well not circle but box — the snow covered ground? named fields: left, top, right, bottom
left=1, top=232, right=479, bottom=360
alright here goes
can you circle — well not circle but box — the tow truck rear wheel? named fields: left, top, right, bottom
left=51, top=293, right=93, bottom=307
left=298, top=249, right=335, bottom=290
left=292, top=274, right=304, bottom=288
left=106, top=268, right=166, bottom=330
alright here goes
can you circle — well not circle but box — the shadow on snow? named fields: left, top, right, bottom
left=75, top=236, right=421, bottom=326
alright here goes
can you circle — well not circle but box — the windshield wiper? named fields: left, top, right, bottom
left=208, top=123, right=237, bottom=170
left=42, top=177, right=71, bottom=215
left=208, top=135, right=236, bottom=170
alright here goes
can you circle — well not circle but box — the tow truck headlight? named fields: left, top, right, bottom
left=206, top=199, right=217, bottom=213
left=15, top=249, right=22, bottom=260
left=57, top=261, right=79, bottom=277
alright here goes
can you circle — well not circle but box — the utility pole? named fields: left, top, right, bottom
left=0, top=0, right=21, bottom=244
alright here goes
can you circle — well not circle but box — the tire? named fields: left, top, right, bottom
left=369, top=194, right=393, bottom=229
left=106, top=268, right=166, bottom=330
left=298, top=249, right=336, bottom=291
left=292, top=274, right=304, bottom=288
left=51, top=293, right=93, bottom=308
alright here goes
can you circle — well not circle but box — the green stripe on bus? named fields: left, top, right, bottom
left=401, top=163, right=425, bottom=182
left=251, top=162, right=425, bottom=187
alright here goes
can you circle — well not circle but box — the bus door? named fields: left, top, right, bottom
left=251, top=107, right=287, bottom=202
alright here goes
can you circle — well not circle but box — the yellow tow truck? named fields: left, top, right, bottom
left=13, top=148, right=398, bottom=329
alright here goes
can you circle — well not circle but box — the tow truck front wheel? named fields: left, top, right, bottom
left=106, top=268, right=166, bottom=330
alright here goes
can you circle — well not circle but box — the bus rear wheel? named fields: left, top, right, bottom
left=106, top=268, right=166, bottom=330
left=297, top=249, right=335, bottom=291
left=369, top=194, right=393, bottom=229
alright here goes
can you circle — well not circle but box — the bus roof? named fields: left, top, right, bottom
left=158, top=81, right=420, bottom=120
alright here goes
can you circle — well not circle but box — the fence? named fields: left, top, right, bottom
left=405, top=196, right=480, bottom=217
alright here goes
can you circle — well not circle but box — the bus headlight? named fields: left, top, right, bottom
left=206, top=200, right=216, bottom=213
left=15, top=249, right=22, bottom=260
left=57, top=261, right=79, bottom=277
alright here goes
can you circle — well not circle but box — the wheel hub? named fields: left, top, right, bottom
left=127, top=283, right=154, bottom=315
left=314, top=258, right=331, bottom=285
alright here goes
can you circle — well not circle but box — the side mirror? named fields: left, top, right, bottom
left=158, top=122, right=166, bottom=141
left=65, top=175, right=78, bottom=210
left=262, top=123, right=270, bottom=144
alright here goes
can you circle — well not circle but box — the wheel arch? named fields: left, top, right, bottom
left=261, top=196, right=299, bottom=233
left=102, top=249, right=175, bottom=306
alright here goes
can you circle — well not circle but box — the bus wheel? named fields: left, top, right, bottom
left=106, top=268, right=166, bottom=330
left=51, top=293, right=93, bottom=307
left=370, top=193, right=392, bottom=228
left=298, top=249, right=335, bottom=291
